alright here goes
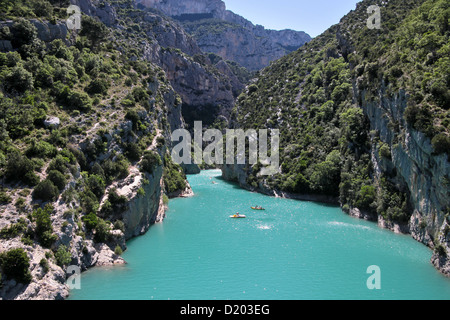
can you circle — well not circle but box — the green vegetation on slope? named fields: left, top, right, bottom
left=232, top=0, right=449, bottom=223
left=348, top=0, right=449, bottom=143
left=0, top=0, right=70, bottom=21
left=0, top=1, right=181, bottom=288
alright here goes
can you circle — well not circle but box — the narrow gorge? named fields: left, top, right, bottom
left=0, top=0, right=448, bottom=301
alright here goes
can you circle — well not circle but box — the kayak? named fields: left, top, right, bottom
left=230, top=214, right=246, bottom=218
left=251, top=207, right=265, bottom=210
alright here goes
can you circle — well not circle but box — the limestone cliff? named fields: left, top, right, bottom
left=138, top=0, right=226, bottom=17
left=70, top=0, right=118, bottom=26
left=0, top=19, right=68, bottom=51
left=0, top=0, right=196, bottom=299
left=136, top=0, right=311, bottom=71
left=361, top=89, right=450, bottom=275
left=113, top=5, right=239, bottom=128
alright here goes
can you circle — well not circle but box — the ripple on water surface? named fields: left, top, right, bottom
left=69, top=170, right=450, bottom=300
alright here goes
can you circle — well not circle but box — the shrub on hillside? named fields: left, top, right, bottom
left=86, top=78, right=110, bottom=95
left=10, top=18, right=37, bottom=48
left=3, top=65, right=34, bottom=94
left=431, top=133, right=450, bottom=157
left=5, top=150, right=40, bottom=186
left=34, top=205, right=57, bottom=248
left=0, top=248, right=32, bottom=284
left=82, top=212, right=98, bottom=231
left=94, top=218, right=111, bottom=243
left=54, top=245, right=71, bottom=267
left=140, top=151, right=162, bottom=174
left=33, top=179, right=59, bottom=202
left=47, top=170, right=67, bottom=191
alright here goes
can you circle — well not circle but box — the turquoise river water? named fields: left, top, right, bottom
left=69, top=170, right=450, bottom=300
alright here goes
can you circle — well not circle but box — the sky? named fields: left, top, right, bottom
left=223, top=0, right=362, bottom=38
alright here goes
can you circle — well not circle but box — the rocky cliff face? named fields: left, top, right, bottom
left=69, top=0, right=240, bottom=126
left=335, top=0, right=450, bottom=275
left=361, top=88, right=450, bottom=275
left=158, top=47, right=236, bottom=123
left=137, top=0, right=311, bottom=71
left=138, top=0, right=226, bottom=17
left=114, top=7, right=239, bottom=128
left=0, top=117, right=175, bottom=300
left=0, top=19, right=68, bottom=51
left=0, top=0, right=199, bottom=299
left=116, top=154, right=165, bottom=240
left=187, top=23, right=284, bottom=72
left=70, top=0, right=118, bottom=26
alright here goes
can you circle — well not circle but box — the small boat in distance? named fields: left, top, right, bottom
left=251, top=206, right=265, bottom=210
left=230, top=213, right=246, bottom=218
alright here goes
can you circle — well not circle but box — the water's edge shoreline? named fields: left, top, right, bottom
left=218, top=166, right=449, bottom=278
left=63, top=168, right=447, bottom=299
